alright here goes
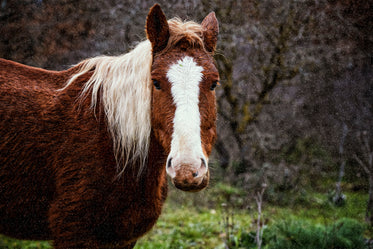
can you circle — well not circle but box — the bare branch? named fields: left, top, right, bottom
left=353, top=154, right=370, bottom=175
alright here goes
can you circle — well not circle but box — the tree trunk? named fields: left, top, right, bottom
left=334, top=123, right=348, bottom=205
left=366, top=174, right=373, bottom=225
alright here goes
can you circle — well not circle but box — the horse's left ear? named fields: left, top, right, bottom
left=201, top=12, right=219, bottom=53
left=146, top=4, right=170, bottom=54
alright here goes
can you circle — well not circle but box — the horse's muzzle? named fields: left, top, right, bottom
left=166, top=157, right=209, bottom=192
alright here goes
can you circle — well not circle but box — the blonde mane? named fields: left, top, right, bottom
left=63, top=18, right=204, bottom=175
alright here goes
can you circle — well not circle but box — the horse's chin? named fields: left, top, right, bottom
left=171, top=170, right=209, bottom=192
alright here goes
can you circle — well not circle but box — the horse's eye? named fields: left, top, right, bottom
left=153, top=80, right=161, bottom=90
left=210, top=81, right=219, bottom=91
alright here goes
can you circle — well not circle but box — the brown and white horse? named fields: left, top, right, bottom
left=0, top=4, right=219, bottom=249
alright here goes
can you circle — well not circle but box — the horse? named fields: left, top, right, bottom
left=0, top=4, right=219, bottom=249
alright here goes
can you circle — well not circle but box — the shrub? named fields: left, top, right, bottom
left=261, top=218, right=365, bottom=249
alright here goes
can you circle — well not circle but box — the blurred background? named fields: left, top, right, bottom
left=1, top=0, right=372, bottom=248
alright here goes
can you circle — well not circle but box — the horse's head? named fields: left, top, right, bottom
left=146, top=4, right=219, bottom=192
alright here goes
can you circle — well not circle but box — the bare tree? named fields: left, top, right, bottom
left=214, top=0, right=301, bottom=173
left=254, top=183, right=267, bottom=249
left=354, top=131, right=373, bottom=225
left=333, top=123, right=348, bottom=206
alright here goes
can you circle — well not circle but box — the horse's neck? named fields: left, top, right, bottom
left=137, top=131, right=168, bottom=197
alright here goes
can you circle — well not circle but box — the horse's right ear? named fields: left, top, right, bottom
left=146, top=4, right=170, bottom=54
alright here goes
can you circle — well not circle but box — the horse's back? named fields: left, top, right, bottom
left=0, top=58, right=69, bottom=88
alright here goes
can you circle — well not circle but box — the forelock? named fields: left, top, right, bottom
left=160, top=18, right=206, bottom=53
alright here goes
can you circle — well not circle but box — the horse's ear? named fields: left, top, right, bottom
left=146, top=4, right=170, bottom=54
left=201, top=12, right=219, bottom=53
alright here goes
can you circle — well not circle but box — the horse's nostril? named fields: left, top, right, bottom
left=167, top=158, right=172, bottom=168
left=201, top=158, right=207, bottom=168
left=192, top=171, right=198, bottom=177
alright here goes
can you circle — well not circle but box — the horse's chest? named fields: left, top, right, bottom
left=97, top=179, right=167, bottom=243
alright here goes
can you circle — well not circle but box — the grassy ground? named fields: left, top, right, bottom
left=0, top=186, right=370, bottom=249
left=135, top=189, right=370, bottom=248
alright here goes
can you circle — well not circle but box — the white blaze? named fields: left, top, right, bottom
left=166, top=56, right=206, bottom=173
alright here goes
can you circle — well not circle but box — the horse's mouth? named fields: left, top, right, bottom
left=171, top=169, right=209, bottom=192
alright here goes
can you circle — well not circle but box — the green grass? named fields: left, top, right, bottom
left=262, top=218, right=366, bottom=249
left=0, top=236, right=50, bottom=249
left=135, top=190, right=370, bottom=248
left=266, top=192, right=368, bottom=224
left=135, top=205, right=253, bottom=249
left=0, top=187, right=369, bottom=248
